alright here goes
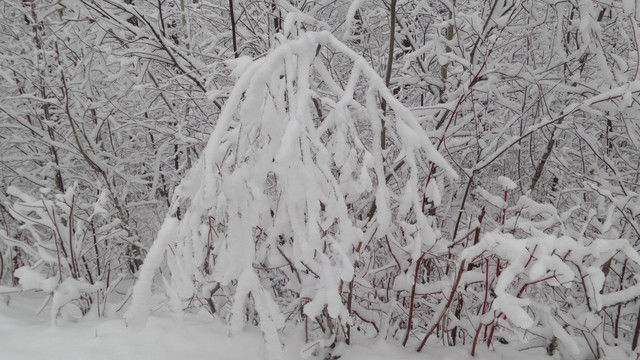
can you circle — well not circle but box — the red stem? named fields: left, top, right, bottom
left=501, top=190, right=507, bottom=231
left=417, top=259, right=466, bottom=352
left=481, top=259, right=490, bottom=315
left=486, top=321, right=498, bottom=348
left=473, top=259, right=492, bottom=355
left=403, top=253, right=425, bottom=346
left=386, top=235, right=402, bottom=269
left=524, top=245, right=538, bottom=269
left=354, top=310, right=380, bottom=333
left=471, top=322, right=483, bottom=356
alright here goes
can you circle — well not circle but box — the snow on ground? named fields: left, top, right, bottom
left=0, top=289, right=552, bottom=360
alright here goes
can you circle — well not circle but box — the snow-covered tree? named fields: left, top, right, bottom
left=125, top=27, right=456, bottom=358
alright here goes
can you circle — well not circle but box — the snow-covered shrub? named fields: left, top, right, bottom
left=3, top=185, right=125, bottom=323
left=0, top=0, right=222, bottom=293
left=456, top=188, right=640, bottom=359
left=125, top=29, right=457, bottom=359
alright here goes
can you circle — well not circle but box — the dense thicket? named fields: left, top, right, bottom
left=1, top=0, right=640, bottom=359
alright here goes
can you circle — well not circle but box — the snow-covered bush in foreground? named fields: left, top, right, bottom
left=455, top=189, right=640, bottom=359
left=3, top=185, right=117, bottom=324
left=125, top=29, right=456, bottom=359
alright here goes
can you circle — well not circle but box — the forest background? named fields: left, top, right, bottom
left=1, top=0, right=640, bottom=359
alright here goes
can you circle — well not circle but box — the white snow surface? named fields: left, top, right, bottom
left=0, top=290, right=554, bottom=360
